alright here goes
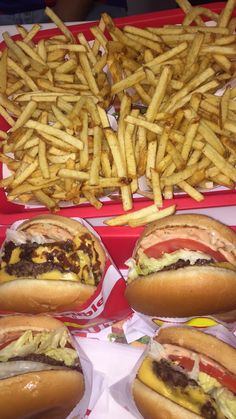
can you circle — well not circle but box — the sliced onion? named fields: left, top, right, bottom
left=0, top=361, right=67, bottom=379
left=149, top=340, right=165, bottom=361
left=188, top=353, right=200, bottom=380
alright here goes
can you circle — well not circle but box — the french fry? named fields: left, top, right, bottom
left=203, top=144, right=236, bottom=182
left=10, top=160, right=38, bottom=188
left=105, top=203, right=160, bottom=226
left=58, top=168, right=89, bottom=181
left=11, top=101, right=37, bottom=132
left=16, top=40, right=45, bottom=64
left=2, top=32, right=30, bottom=67
left=151, top=168, right=163, bottom=207
left=128, top=205, right=176, bottom=227
left=0, top=2, right=235, bottom=213
left=38, top=139, right=49, bottom=179
left=0, top=49, right=7, bottom=94
left=89, top=126, right=102, bottom=185
left=33, top=189, right=57, bottom=210
left=25, top=120, right=83, bottom=150
left=45, top=7, right=74, bottom=42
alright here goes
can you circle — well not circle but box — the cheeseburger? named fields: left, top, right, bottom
left=0, top=214, right=106, bottom=313
left=133, top=326, right=236, bottom=419
left=0, top=315, right=85, bottom=419
left=125, top=214, right=236, bottom=317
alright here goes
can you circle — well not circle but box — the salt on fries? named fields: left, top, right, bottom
left=0, top=1, right=235, bottom=223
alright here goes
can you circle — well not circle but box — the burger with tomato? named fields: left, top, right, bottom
left=125, top=214, right=236, bottom=317
left=132, top=326, right=236, bottom=419
left=0, top=315, right=85, bottom=419
left=0, top=214, right=106, bottom=313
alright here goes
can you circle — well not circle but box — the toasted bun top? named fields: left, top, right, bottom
left=0, top=315, right=66, bottom=342
left=18, top=214, right=93, bottom=238
left=139, top=214, right=236, bottom=246
left=156, top=326, right=236, bottom=375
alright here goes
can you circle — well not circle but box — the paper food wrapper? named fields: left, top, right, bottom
left=110, top=323, right=236, bottom=419
left=122, top=311, right=236, bottom=345
left=77, top=337, right=145, bottom=419
left=0, top=217, right=132, bottom=333
left=67, top=336, right=106, bottom=419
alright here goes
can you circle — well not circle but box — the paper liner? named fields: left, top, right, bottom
left=0, top=217, right=132, bottom=333
left=78, top=337, right=144, bottom=418
left=122, top=311, right=236, bottom=345
left=65, top=335, right=105, bottom=419
left=110, top=323, right=236, bottom=419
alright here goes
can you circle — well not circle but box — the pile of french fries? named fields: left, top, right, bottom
left=0, top=0, right=235, bottom=224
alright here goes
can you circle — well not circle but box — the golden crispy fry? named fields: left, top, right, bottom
left=89, top=126, right=102, bottom=186
left=0, top=49, right=7, bottom=94
left=105, top=203, right=160, bottom=226
left=128, top=205, right=176, bottom=227
left=0, top=2, right=235, bottom=213
left=25, top=120, right=83, bottom=150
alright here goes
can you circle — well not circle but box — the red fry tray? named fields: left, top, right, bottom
left=0, top=2, right=235, bottom=218
left=0, top=223, right=235, bottom=269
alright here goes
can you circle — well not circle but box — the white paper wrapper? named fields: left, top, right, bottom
left=78, top=337, right=145, bottom=418
left=0, top=217, right=132, bottom=333
left=110, top=323, right=236, bottom=419
left=67, top=336, right=106, bottom=419
left=122, top=311, right=236, bottom=344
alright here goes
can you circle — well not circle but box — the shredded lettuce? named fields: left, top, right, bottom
left=198, top=372, right=236, bottom=419
left=0, top=328, right=77, bottom=367
left=213, top=387, right=236, bottom=419
left=127, top=250, right=212, bottom=282
left=198, top=372, right=221, bottom=393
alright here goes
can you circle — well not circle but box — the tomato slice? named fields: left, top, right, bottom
left=0, top=337, right=18, bottom=351
left=144, top=238, right=226, bottom=262
left=169, top=355, right=236, bottom=394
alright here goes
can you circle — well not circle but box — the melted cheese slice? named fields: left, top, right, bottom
left=0, top=233, right=98, bottom=285
left=9, top=248, right=21, bottom=264
left=138, top=357, right=215, bottom=416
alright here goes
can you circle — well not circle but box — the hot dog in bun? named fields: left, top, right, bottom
left=0, top=214, right=106, bottom=313
left=125, top=214, right=236, bottom=317
left=0, top=315, right=85, bottom=419
left=133, top=326, right=236, bottom=419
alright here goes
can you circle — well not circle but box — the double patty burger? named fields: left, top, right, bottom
left=133, top=326, right=236, bottom=419
left=125, top=214, right=236, bottom=317
left=0, top=214, right=106, bottom=313
left=0, top=315, right=85, bottom=419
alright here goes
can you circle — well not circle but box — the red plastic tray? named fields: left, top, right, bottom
left=0, top=2, right=235, bottom=217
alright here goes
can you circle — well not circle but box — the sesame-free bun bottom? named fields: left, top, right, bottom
left=0, top=369, right=85, bottom=419
left=125, top=266, right=236, bottom=317
left=0, top=279, right=97, bottom=313
left=133, top=379, right=202, bottom=419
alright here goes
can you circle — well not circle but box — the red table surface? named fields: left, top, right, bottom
left=0, top=2, right=235, bottom=217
